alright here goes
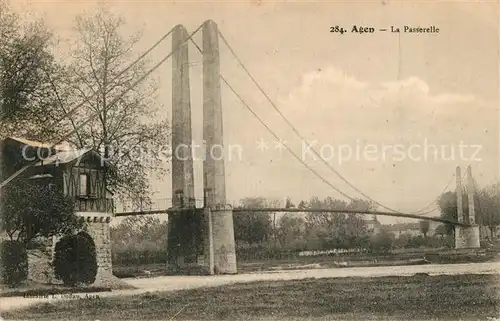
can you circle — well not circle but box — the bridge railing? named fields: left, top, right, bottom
left=114, top=198, right=174, bottom=214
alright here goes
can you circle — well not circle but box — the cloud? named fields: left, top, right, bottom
left=199, top=64, right=497, bottom=214
left=278, top=65, right=493, bottom=146
left=229, top=65, right=498, bottom=209
left=286, top=66, right=368, bottom=103
left=380, top=77, right=431, bottom=96
left=377, top=76, right=475, bottom=106
left=429, top=93, right=476, bottom=104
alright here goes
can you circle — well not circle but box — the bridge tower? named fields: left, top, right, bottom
left=168, top=21, right=237, bottom=274
left=171, top=24, right=195, bottom=210
left=167, top=24, right=203, bottom=270
left=454, top=165, right=480, bottom=249
left=202, top=20, right=237, bottom=274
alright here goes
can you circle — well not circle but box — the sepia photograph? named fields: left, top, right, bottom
left=0, top=0, right=499, bottom=320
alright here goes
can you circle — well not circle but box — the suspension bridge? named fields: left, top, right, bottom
left=0, top=20, right=482, bottom=276
left=116, top=204, right=468, bottom=227
left=107, top=20, right=482, bottom=275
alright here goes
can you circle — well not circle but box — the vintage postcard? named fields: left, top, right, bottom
left=0, top=1, right=498, bottom=320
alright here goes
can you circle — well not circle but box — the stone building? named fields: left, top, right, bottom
left=1, top=137, right=114, bottom=284
left=364, top=216, right=382, bottom=235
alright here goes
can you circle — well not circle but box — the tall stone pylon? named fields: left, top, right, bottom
left=168, top=24, right=196, bottom=269
left=171, top=24, right=195, bottom=207
left=202, top=20, right=237, bottom=274
left=455, top=165, right=480, bottom=249
left=467, top=165, right=476, bottom=225
left=456, top=166, right=464, bottom=223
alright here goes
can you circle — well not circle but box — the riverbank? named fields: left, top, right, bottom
left=113, top=248, right=500, bottom=278
left=4, top=273, right=500, bottom=320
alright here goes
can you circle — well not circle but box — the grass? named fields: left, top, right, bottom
left=0, top=284, right=112, bottom=297
left=4, top=274, right=500, bottom=320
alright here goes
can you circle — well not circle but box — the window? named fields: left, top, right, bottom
left=79, top=174, right=89, bottom=196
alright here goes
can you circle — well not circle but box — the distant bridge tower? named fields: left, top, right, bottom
left=454, top=165, right=480, bottom=249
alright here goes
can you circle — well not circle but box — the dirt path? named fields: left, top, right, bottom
left=2, top=261, right=499, bottom=314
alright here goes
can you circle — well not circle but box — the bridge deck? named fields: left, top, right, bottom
left=114, top=207, right=468, bottom=227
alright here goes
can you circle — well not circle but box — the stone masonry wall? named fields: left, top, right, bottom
left=455, top=225, right=481, bottom=249
left=28, top=214, right=113, bottom=285
left=201, top=207, right=237, bottom=275
left=84, top=217, right=113, bottom=281
left=211, top=207, right=237, bottom=274
left=27, top=237, right=54, bottom=284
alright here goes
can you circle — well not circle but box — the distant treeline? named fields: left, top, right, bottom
left=111, top=196, right=458, bottom=266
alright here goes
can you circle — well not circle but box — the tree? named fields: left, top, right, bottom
left=476, top=184, right=500, bottom=239
left=0, top=1, right=68, bottom=141
left=1, top=240, right=28, bottom=286
left=297, top=200, right=307, bottom=209
left=111, top=215, right=169, bottom=265
left=405, top=235, right=426, bottom=249
left=419, top=220, right=430, bottom=238
left=285, top=197, right=295, bottom=208
left=65, top=6, right=169, bottom=202
left=112, top=215, right=168, bottom=246
left=304, top=197, right=373, bottom=249
left=394, top=233, right=412, bottom=248
left=233, top=197, right=273, bottom=245
left=435, top=224, right=448, bottom=239
left=369, top=228, right=394, bottom=253
left=437, top=190, right=469, bottom=235
left=1, top=179, right=83, bottom=245
left=277, top=214, right=305, bottom=249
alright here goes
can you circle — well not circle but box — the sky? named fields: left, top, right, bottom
left=9, top=0, right=500, bottom=223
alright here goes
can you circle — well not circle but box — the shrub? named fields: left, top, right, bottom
left=405, top=235, right=427, bottom=249
left=369, top=231, right=394, bottom=253
left=393, top=233, right=412, bottom=248
left=54, top=232, right=98, bottom=286
left=1, top=240, right=28, bottom=287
